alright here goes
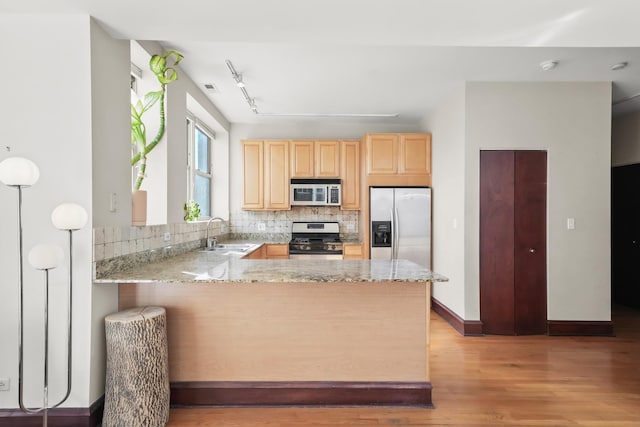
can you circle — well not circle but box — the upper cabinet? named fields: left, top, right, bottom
left=340, top=140, right=360, bottom=210
left=290, top=140, right=340, bottom=178
left=365, top=133, right=431, bottom=176
left=315, top=140, right=340, bottom=177
left=264, top=140, right=290, bottom=210
left=290, top=140, right=315, bottom=178
left=242, top=140, right=290, bottom=210
left=398, top=134, right=431, bottom=175
left=241, top=140, right=264, bottom=209
left=364, top=133, right=431, bottom=186
left=366, top=134, right=398, bottom=175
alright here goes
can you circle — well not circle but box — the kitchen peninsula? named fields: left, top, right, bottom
left=96, top=248, right=447, bottom=407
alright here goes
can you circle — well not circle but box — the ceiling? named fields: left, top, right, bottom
left=4, top=0, right=640, bottom=126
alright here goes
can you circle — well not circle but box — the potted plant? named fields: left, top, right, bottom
left=183, top=200, right=201, bottom=222
left=131, top=49, right=183, bottom=225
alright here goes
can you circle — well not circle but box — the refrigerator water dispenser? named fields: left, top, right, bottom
left=372, top=221, right=392, bottom=247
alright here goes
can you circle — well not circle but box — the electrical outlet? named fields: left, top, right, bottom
left=163, top=232, right=171, bottom=241
left=258, top=222, right=266, bottom=231
left=0, top=378, right=10, bottom=391
left=346, top=223, right=355, bottom=231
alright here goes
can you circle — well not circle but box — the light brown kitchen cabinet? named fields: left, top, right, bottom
left=264, top=140, right=290, bottom=210
left=243, top=244, right=266, bottom=259
left=290, top=140, right=315, bottom=178
left=241, top=140, right=264, bottom=209
left=265, top=244, right=289, bottom=259
left=399, top=134, right=431, bottom=175
left=242, top=140, right=290, bottom=210
left=343, top=243, right=364, bottom=259
left=290, top=140, right=340, bottom=178
left=366, top=134, right=398, bottom=175
left=340, top=140, right=360, bottom=210
left=243, top=244, right=289, bottom=259
left=315, top=140, right=340, bottom=177
left=365, top=133, right=431, bottom=177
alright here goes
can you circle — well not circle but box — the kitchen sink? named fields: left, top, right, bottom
left=202, top=243, right=258, bottom=253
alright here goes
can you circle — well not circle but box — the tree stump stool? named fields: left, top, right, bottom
left=103, top=306, right=170, bottom=427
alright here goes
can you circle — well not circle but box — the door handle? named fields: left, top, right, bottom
left=389, top=209, right=395, bottom=260
left=529, top=248, right=536, bottom=254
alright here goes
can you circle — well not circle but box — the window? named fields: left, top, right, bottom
left=187, top=115, right=214, bottom=217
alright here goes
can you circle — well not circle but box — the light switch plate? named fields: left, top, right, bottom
left=0, top=378, right=10, bottom=391
left=109, top=192, right=117, bottom=213
left=567, top=218, right=575, bottom=230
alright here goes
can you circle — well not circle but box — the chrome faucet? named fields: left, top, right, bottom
left=206, top=217, right=225, bottom=249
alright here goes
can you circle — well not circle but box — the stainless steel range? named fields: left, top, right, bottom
left=289, top=221, right=343, bottom=260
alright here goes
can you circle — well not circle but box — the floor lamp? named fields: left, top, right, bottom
left=0, top=157, right=88, bottom=427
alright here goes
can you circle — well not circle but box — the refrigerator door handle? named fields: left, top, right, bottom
left=393, top=207, right=399, bottom=260
left=389, top=209, right=395, bottom=260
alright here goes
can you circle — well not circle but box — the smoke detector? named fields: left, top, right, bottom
left=540, top=60, right=558, bottom=71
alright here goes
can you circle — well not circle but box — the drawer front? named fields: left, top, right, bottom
left=266, top=244, right=289, bottom=258
left=343, top=244, right=363, bottom=259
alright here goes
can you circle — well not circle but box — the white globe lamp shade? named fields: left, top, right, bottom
left=51, top=203, right=88, bottom=231
left=0, top=157, right=40, bottom=187
left=28, top=244, right=64, bottom=270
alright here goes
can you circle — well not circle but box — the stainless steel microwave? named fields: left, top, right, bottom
left=290, top=178, right=341, bottom=206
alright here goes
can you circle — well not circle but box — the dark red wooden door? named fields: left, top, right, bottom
left=514, top=151, right=547, bottom=334
left=480, top=150, right=547, bottom=335
left=480, top=151, right=516, bottom=334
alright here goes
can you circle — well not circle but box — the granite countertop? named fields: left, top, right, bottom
left=94, top=244, right=448, bottom=284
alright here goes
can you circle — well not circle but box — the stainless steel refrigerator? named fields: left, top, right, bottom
left=370, top=187, right=431, bottom=269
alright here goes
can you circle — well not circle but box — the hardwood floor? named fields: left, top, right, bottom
left=166, top=305, right=640, bottom=426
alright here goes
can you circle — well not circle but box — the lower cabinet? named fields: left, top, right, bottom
left=243, top=245, right=266, bottom=259
left=244, top=244, right=289, bottom=259
left=265, top=244, right=289, bottom=259
left=343, top=243, right=364, bottom=260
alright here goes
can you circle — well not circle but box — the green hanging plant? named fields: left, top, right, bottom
left=183, top=200, right=201, bottom=222
left=131, top=49, right=184, bottom=190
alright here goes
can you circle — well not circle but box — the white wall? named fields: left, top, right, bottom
left=135, top=41, right=230, bottom=224
left=92, top=25, right=131, bottom=228
left=89, top=19, right=129, bottom=403
left=0, top=14, right=94, bottom=408
left=423, top=86, right=467, bottom=318
left=465, top=82, right=612, bottom=321
left=612, top=111, right=640, bottom=167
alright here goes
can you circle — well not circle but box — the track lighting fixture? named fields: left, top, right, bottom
left=223, top=59, right=398, bottom=118
left=225, top=59, right=257, bottom=113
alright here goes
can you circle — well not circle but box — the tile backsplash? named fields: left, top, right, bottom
left=229, top=207, right=359, bottom=239
left=93, top=221, right=227, bottom=262
left=93, top=220, right=228, bottom=279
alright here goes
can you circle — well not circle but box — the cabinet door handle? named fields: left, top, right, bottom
left=529, top=248, right=536, bottom=254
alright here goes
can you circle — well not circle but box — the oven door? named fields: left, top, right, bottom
left=291, top=185, right=327, bottom=206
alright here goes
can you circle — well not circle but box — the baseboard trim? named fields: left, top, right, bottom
left=547, top=320, right=615, bottom=336
left=431, top=297, right=483, bottom=336
left=170, top=381, right=433, bottom=407
left=0, top=395, right=104, bottom=427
